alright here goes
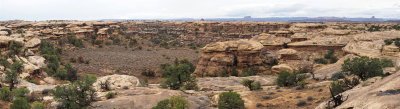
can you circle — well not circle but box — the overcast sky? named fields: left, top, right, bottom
left=1, top=0, right=400, bottom=21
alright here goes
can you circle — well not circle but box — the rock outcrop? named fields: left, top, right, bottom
left=93, top=74, right=141, bottom=91
left=343, top=40, right=384, bottom=57
left=316, top=71, right=400, bottom=109
left=382, top=45, right=400, bottom=57
left=271, top=64, right=293, bottom=74
left=250, top=33, right=291, bottom=46
left=193, top=39, right=265, bottom=76
left=314, top=54, right=358, bottom=79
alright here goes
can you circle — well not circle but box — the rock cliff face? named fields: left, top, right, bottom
left=193, top=39, right=265, bottom=76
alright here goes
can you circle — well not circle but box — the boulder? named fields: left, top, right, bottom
left=93, top=74, right=141, bottom=91
left=271, top=64, right=293, bottom=74
left=28, top=56, right=46, bottom=68
left=43, top=77, right=56, bottom=85
left=25, top=49, right=35, bottom=56
left=25, top=38, right=41, bottom=48
left=18, top=80, right=56, bottom=94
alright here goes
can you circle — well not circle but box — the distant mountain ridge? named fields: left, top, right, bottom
left=102, top=16, right=399, bottom=22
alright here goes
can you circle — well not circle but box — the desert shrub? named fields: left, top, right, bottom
left=0, top=58, right=10, bottom=69
left=51, top=75, right=97, bottom=108
left=331, top=72, right=345, bottom=80
left=242, top=79, right=262, bottom=91
left=183, top=78, right=199, bottom=90
left=141, top=69, right=156, bottom=77
left=7, top=41, right=23, bottom=57
left=93, top=40, right=103, bottom=45
left=24, top=78, right=38, bottom=84
left=10, top=97, right=30, bottom=109
left=67, top=35, right=84, bottom=48
left=64, top=64, right=78, bottom=82
left=13, top=87, right=29, bottom=98
left=314, top=58, right=328, bottom=64
left=268, top=58, right=279, bottom=66
left=218, top=91, right=245, bottom=109
left=342, top=56, right=392, bottom=80
left=112, top=38, right=121, bottom=45
left=384, top=39, right=393, bottom=45
left=0, top=87, right=12, bottom=101
left=276, top=71, right=308, bottom=87
left=331, top=77, right=359, bottom=91
left=152, top=96, right=190, bottom=109
left=161, top=59, right=197, bottom=90
left=58, top=39, right=66, bottom=46
left=239, top=66, right=259, bottom=77
left=230, top=67, right=238, bottom=77
left=33, top=101, right=46, bottom=109
left=77, top=56, right=85, bottom=63
left=367, top=25, right=381, bottom=32
left=105, top=92, right=116, bottom=99
left=219, top=70, right=229, bottom=77
left=54, top=67, right=68, bottom=80
left=105, top=41, right=112, bottom=45
left=380, top=58, right=394, bottom=67
left=5, top=70, right=19, bottom=90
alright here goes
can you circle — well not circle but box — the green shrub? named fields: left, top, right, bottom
left=239, top=66, right=259, bottom=77
left=105, top=92, right=116, bottom=99
left=220, top=70, right=229, bottom=77
left=67, top=36, right=84, bottom=48
left=69, top=57, right=76, bottom=63
left=230, top=67, right=238, bottom=77
left=314, top=58, right=328, bottom=64
left=0, top=87, right=12, bottom=101
left=105, top=41, right=112, bottom=45
left=276, top=71, right=308, bottom=87
left=183, top=78, right=199, bottom=90
left=384, top=39, right=393, bottom=45
left=242, top=79, right=262, bottom=91
left=331, top=72, right=345, bottom=80
left=6, top=70, right=18, bottom=90
left=268, top=58, right=279, bottom=66
left=112, top=38, right=121, bottom=45
left=8, top=41, right=23, bottom=57
left=152, top=96, right=190, bottom=109
left=342, top=56, right=391, bottom=80
left=13, top=87, right=29, bottom=98
left=10, top=97, right=30, bottom=109
left=24, top=78, right=38, bottom=84
left=33, top=101, right=46, bottom=109
left=218, top=92, right=245, bottom=109
left=141, top=69, right=156, bottom=77
left=54, top=67, right=68, bottom=80
left=65, top=64, right=78, bottom=81
left=51, top=75, right=97, bottom=108
left=161, top=59, right=197, bottom=90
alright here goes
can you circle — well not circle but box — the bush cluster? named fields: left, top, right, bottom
left=239, top=66, right=259, bottom=77
left=152, top=96, right=190, bottom=109
left=105, top=92, right=116, bottom=99
left=67, top=35, right=84, bottom=48
left=241, top=79, right=262, bottom=91
left=314, top=49, right=338, bottom=64
left=276, top=71, right=308, bottom=87
left=141, top=69, right=156, bottom=77
left=51, top=75, right=97, bottom=108
left=342, top=56, right=393, bottom=80
left=218, top=91, right=245, bottom=109
left=160, top=59, right=198, bottom=90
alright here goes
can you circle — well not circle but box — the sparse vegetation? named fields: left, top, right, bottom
left=384, top=39, right=393, bottom=45
left=105, top=92, right=116, bottom=99
left=276, top=71, right=308, bottom=87
left=152, top=96, right=190, bottom=109
left=242, top=79, right=262, bottom=91
left=33, top=101, right=46, bottom=109
left=67, top=35, right=85, bottom=48
left=160, top=59, right=197, bottom=90
left=239, top=66, right=259, bottom=77
left=10, top=97, right=30, bottom=109
left=51, top=75, right=97, bottom=108
left=141, top=69, right=156, bottom=77
left=342, top=56, right=393, bottom=80
left=218, top=91, right=245, bottom=109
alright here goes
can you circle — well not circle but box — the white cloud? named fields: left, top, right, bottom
left=0, top=0, right=399, bottom=20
